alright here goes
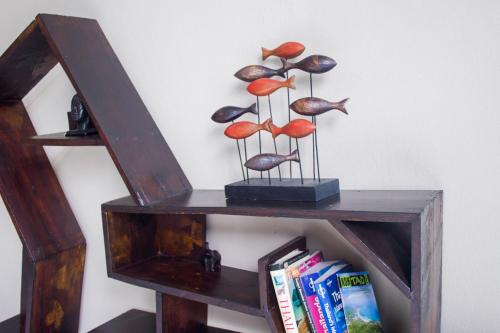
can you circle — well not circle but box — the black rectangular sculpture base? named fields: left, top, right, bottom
left=225, top=178, right=340, bottom=202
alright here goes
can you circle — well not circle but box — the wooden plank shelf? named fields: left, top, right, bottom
left=89, top=309, right=238, bottom=333
left=110, top=256, right=262, bottom=317
left=26, top=131, right=104, bottom=146
left=103, top=189, right=439, bottom=223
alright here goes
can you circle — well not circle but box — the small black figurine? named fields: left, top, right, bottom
left=65, top=94, right=97, bottom=136
left=202, top=242, right=221, bottom=273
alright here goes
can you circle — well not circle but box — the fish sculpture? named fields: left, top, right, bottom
left=262, top=42, right=305, bottom=60
left=290, top=97, right=349, bottom=116
left=247, top=76, right=295, bottom=96
left=281, top=55, right=337, bottom=74
left=224, top=118, right=272, bottom=139
left=245, top=150, right=300, bottom=171
left=268, top=119, right=316, bottom=139
left=211, top=103, right=258, bottom=123
left=234, top=64, right=285, bottom=82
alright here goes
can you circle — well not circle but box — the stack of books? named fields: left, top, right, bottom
left=270, top=248, right=384, bottom=333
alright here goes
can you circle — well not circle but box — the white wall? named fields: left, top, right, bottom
left=1, top=1, right=499, bottom=332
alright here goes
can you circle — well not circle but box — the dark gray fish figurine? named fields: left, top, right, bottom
left=211, top=103, right=258, bottom=123
left=281, top=55, right=337, bottom=74
left=290, top=97, right=349, bottom=116
left=234, top=64, right=286, bottom=82
left=245, top=150, right=299, bottom=171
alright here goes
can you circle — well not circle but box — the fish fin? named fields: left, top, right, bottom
left=286, top=75, right=296, bottom=90
left=248, top=103, right=258, bottom=115
left=262, top=47, right=272, bottom=60
left=262, top=118, right=273, bottom=133
left=290, top=149, right=300, bottom=163
left=336, top=98, right=349, bottom=115
left=280, top=57, right=293, bottom=73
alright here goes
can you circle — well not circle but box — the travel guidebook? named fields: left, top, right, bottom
left=286, top=250, right=323, bottom=333
left=270, top=246, right=383, bottom=333
left=270, top=249, right=310, bottom=332
left=314, top=262, right=352, bottom=333
left=337, top=272, right=384, bottom=333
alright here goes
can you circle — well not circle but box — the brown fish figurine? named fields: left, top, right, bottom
left=245, top=150, right=300, bottom=171
left=211, top=103, right=258, bottom=123
left=224, top=118, right=272, bottom=139
left=281, top=55, right=337, bottom=74
left=290, top=97, right=349, bottom=116
left=234, top=64, right=285, bottom=82
left=262, top=42, right=305, bottom=60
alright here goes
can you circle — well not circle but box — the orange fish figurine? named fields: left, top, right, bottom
left=268, top=119, right=316, bottom=139
left=224, top=118, right=272, bottom=140
left=247, top=76, right=295, bottom=96
left=262, top=42, right=305, bottom=60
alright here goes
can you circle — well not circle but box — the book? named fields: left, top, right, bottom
left=314, top=262, right=352, bottom=333
left=270, top=249, right=310, bottom=332
left=299, top=261, right=341, bottom=333
left=290, top=251, right=324, bottom=333
left=286, top=251, right=323, bottom=333
left=337, top=272, right=384, bottom=333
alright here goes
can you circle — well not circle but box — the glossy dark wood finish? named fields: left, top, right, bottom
left=258, top=237, right=307, bottom=333
left=33, top=14, right=192, bottom=205
left=234, top=64, right=285, bottom=82
left=102, top=190, right=442, bottom=332
left=27, top=131, right=104, bottom=146
left=103, top=189, right=438, bottom=223
left=281, top=55, right=337, bottom=74
left=0, top=101, right=86, bottom=332
left=156, top=293, right=207, bottom=333
left=211, top=103, right=257, bottom=123
left=89, top=309, right=238, bottom=333
left=0, top=21, right=57, bottom=100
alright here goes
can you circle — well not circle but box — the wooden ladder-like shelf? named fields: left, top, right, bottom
left=0, top=14, right=442, bottom=333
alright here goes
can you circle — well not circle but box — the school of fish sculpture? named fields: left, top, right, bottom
left=211, top=103, right=258, bottom=123
left=234, top=64, right=285, bottom=82
left=281, top=55, right=337, bottom=74
left=261, top=41, right=305, bottom=60
left=267, top=119, right=316, bottom=139
left=224, top=119, right=272, bottom=139
left=247, top=76, right=295, bottom=96
left=290, top=97, right=349, bottom=116
left=245, top=150, right=300, bottom=171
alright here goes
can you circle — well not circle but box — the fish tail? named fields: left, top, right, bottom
left=261, top=47, right=272, bottom=60
left=248, top=103, right=258, bottom=115
left=336, top=98, right=349, bottom=114
left=286, top=75, right=296, bottom=90
left=280, top=57, right=293, bottom=73
left=289, top=149, right=300, bottom=163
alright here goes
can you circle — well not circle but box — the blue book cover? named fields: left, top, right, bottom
left=314, top=263, right=352, bottom=333
left=337, top=272, right=384, bottom=333
left=299, top=261, right=343, bottom=333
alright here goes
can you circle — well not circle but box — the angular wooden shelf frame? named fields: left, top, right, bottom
left=100, top=190, right=442, bottom=333
left=26, top=131, right=104, bottom=146
left=0, top=13, right=191, bottom=332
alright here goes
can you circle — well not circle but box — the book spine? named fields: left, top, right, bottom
left=271, top=269, right=299, bottom=333
left=300, top=275, right=329, bottom=333
left=315, top=281, right=337, bottom=333
left=294, top=276, right=317, bottom=333
left=331, top=278, right=347, bottom=333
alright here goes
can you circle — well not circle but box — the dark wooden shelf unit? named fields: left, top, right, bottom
left=100, top=190, right=442, bottom=333
left=27, top=131, right=104, bottom=146
left=0, top=13, right=192, bottom=332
